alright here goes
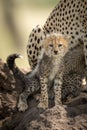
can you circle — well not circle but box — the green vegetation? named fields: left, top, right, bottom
left=14, top=0, right=59, bottom=7
left=27, top=0, right=59, bottom=7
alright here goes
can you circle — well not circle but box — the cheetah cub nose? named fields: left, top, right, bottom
left=54, top=50, right=58, bottom=54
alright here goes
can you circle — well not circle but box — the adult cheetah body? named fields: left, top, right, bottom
left=7, top=34, right=86, bottom=111
left=26, top=0, right=87, bottom=103
left=6, top=0, right=87, bottom=111
left=27, top=0, right=87, bottom=69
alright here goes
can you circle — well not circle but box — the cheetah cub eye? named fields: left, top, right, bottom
left=49, top=43, right=63, bottom=48
left=58, top=43, right=63, bottom=47
left=49, top=44, right=53, bottom=47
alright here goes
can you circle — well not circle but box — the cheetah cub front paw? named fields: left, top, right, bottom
left=18, top=101, right=28, bottom=112
left=38, top=102, right=48, bottom=109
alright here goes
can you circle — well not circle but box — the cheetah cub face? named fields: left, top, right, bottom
left=43, top=33, right=69, bottom=58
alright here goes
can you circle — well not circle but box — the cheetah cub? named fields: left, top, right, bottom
left=37, top=33, right=69, bottom=109
left=19, top=33, right=69, bottom=111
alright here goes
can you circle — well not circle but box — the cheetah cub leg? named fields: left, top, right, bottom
left=54, top=75, right=63, bottom=106
left=18, top=91, right=29, bottom=112
left=38, top=77, right=48, bottom=109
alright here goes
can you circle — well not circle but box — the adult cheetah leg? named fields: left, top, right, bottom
left=27, top=25, right=45, bottom=70
left=62, top=73, right=82, bottom=103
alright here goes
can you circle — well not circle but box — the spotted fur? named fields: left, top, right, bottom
left=7, top=33, right=69, bottom=111
left=27, top=0, right=87, bottom=70
left=7, top=34, right=86, bottom=111
left=7, top=0, right=87, bottom=110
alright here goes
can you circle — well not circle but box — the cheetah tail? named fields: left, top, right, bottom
left=6, top=53, right=25, bottom=81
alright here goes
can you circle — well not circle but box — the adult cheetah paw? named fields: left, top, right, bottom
left=18, top=102, right=28, bottom=112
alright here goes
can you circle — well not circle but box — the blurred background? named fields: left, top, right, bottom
left=0, top=0, right=58, bottom=68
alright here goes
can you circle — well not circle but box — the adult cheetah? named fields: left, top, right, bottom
left=6, top=0, right=87, bottom=111
left=27, top=0, right=87, bottom=70
left=7, top=33, right=85, bottom=111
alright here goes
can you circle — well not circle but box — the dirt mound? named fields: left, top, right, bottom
left=0, top=59, right=87, bottom=130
